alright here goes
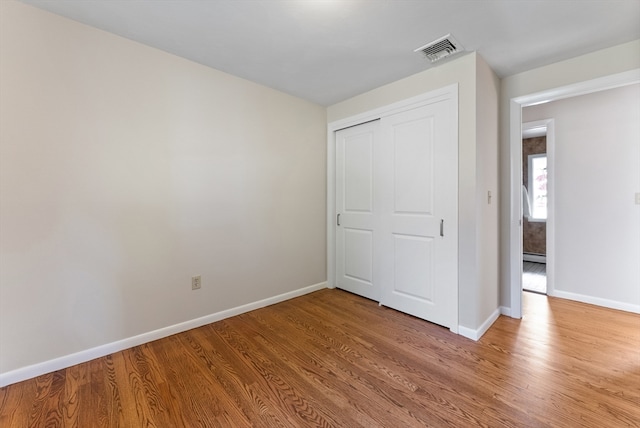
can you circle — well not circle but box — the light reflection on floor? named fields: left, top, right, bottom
left=523, top=261, right=546, bottom=294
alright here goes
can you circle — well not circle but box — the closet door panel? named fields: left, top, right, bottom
left=335, top=121, right=380, bottom=301
left=379, top=99, right=458, bottom=330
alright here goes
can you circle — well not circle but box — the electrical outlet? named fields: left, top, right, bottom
left=635, top=193, right=640, bottom=205
left=192, top=275, right=201, bottom=290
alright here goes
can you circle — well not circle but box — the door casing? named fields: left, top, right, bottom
left=507, top=69, right=640, bottom=319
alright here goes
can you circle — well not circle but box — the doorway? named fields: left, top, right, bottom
left=522, top=121, right=549, bottom=294
left=508, top=69, right=639, bottom=319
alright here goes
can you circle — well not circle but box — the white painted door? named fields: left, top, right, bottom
left=335, top=120, right=381, bottom=301
left=378, top=101, right=458, bottom=329
left=334, top=89, right=458, bottom=330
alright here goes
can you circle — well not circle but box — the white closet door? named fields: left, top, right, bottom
left=378, top=100, right=458, bottom=329
left=334, top=87, right=458, bottom=330
left=335, top=120, right=381, bottom=301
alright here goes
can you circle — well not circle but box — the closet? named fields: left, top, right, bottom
left=334, top=85, right=458, bottom=329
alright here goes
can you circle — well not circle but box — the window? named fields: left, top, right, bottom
left=528, top=154, right=547, bottom=221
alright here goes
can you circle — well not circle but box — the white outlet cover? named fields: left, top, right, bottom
left=192, top=275, right=201, bottom=290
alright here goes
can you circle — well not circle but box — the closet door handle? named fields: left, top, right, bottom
left=337, top=213, right=341, bottom=226
left=440, top=219, right=444, bottom=237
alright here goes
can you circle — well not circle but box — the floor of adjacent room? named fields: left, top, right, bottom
left=523, top=260, right=547, bottom=294
left=1, top=287, right=638, bottom=427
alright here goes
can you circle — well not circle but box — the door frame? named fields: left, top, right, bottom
left=327, top=84, right=459, bottom=330
left=508, top=69, right=640, bottom=319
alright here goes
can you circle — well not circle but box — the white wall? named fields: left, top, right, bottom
left=499, top=40, right=640, bottom=312
left=523, top=84, right=640, bottom=309
left=0, top=1, right=327, bottom=380
left=328, top=52, right=500, bottom=335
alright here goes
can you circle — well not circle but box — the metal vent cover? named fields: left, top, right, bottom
left=414, top=34, right=463, bottom=63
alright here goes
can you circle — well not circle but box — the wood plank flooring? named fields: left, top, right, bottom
left=1, top=289, right=639, bottom=427
left=523, top=261, right=547, bottom=294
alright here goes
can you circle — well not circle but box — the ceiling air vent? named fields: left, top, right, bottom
left=414, top=34, right=463, bottom=63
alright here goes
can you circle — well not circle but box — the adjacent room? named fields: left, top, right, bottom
left=521, top=123, right=548, bottom=294
left=1, top=1, right=639, bottom=426
left=520, top=84, right=640, bottom=303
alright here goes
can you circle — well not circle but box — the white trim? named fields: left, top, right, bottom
left=327, top=84, right=458, bottom=133
left=526, top=217, right=546, bottom=223
left=0, top=282, right=327, bottom=387
left=508, top=69, right=640, bottom=319
left=499, top=306, right=512, bottom=317
left=549, top=290, right=640, bottom=314
left=544, top=120, right=556, bottom=299
left=458, top=309, right=501, bottom=341
left=327, top=84, right=459, bottom=332
left=522, top=126, right=546, bottom=139
left=523, top=253, right=546, bottom=263
left=509, top=100, right=524, bottom=319
left=514, top=69, right=640, bottom=106
left=327, top=121, right=336, bottom=288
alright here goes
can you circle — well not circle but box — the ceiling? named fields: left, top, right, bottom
left=20, top=0, right=640, bottom=106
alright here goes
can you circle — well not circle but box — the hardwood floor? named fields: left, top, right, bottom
left=523, top=261, right=546, bottom=294
left=1, top=289, right=639, bottom=427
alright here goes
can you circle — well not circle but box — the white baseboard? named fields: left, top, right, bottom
left=499, top=306, right=512, bottom=317
left=549, top=289, right=640, bottom=314
left=0, top=281, right=327, bottom=388
left=458, top=308, right=501, bottom=341
left=523, top=253, right=546, bottom=263
left=496, top=294, right=638, bottom=320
